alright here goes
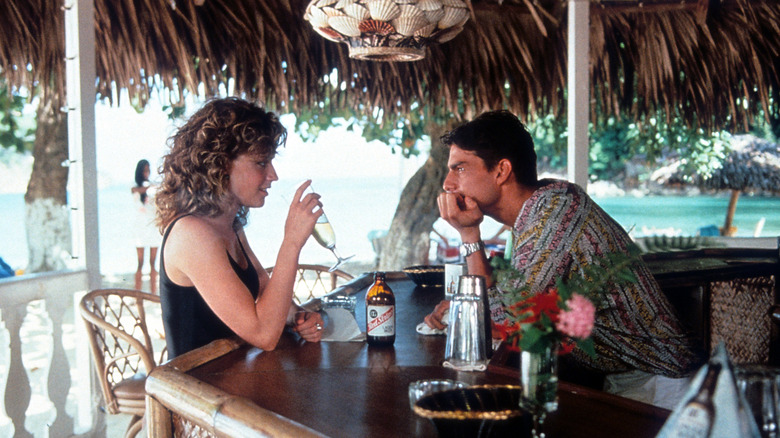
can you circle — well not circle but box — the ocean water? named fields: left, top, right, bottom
left=597, top=194, right=780, bottom=237
left=0, top=177, right=405, bottom=275
left=2, top=184, right=779, bottom=275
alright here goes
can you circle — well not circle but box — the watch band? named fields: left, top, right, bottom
left=460, top=240, right=485, bottom=258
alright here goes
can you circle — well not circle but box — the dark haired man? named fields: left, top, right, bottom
left=424, top=110, right=704, bottom=408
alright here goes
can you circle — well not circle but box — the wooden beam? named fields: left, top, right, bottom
left=590, top=0, right=713, bottom=17
left=568, top=0, right=590, bottom=189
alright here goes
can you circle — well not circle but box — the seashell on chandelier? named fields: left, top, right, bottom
left=304, top=0, right=471, bottom=62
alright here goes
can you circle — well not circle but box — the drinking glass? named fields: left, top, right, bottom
left=408, top=379, right=468, bottom=410
left=312, top=208, right=354, bottom=272
left=321, top=294, right=358, bottom=317
left=736, top=364, right=780, bottom=438
left=295, top=183, right=354, bottom=272
left=519, top=345, right=559, bottom=438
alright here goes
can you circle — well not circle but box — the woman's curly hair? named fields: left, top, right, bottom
left=155, top=97, right=287, bottom=232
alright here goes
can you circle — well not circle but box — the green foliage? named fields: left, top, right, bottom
left=588, top=117, right=635, bottom=181
left=582, top=113, right=731, bottom=181
left=490, top=110, right=733, bottom=182
left=527, top=114, right=567, bottom=172
left=293, top=97, right=432, bottom=158
left=162, top=102, right=188, bottom=120
left=748, top=108, right=780, bottom=143
left=0, top=81, right=35, bottom=154
left=623, top=113, right=730, bottom=181
left=280, top=68, right=751, bottom=182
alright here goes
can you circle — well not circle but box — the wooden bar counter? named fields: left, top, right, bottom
left=146, top=272, right=670, bottom=438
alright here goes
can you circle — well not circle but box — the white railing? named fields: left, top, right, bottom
left=0, top=269, right=106, bottom=438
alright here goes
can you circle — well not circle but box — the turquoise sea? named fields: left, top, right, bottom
left=1, top=178, right=779, bottom=275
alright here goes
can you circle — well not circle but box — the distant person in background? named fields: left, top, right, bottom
left=154, top=97, right=324, bottom=358
left=131, top=159, right=160, bottom=293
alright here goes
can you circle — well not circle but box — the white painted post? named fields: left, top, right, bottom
left=567, top=0, right=590, bottom=190
left=64, top=0, right=100, bottom=290
left=64, top=1, right=105, bottom=436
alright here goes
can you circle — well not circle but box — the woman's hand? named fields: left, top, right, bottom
left=283, top=180, right=323, bottom=249
left=423, top=300, right=450, bottom=331
left=294, top=310, right=324, bottom=343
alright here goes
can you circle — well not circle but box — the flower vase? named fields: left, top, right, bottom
left=519, top=344, right=559, bottom=438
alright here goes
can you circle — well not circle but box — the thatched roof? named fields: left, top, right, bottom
left=651, top=134, right=780, bottom=192
left=1, top=0, right=779, bottom=132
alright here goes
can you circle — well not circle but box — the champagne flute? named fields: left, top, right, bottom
left=305, top=184, right=354, bottom=272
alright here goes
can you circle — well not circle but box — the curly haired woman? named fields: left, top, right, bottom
left=155, top=97, right=324, bottom=358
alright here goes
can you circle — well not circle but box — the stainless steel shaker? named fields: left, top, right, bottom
left=444, top=275, right=489, bottom=368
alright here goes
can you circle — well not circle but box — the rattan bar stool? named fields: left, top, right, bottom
left=80, top=288, right=167, bottom=438
left=266, top=264, right=353, bottom=304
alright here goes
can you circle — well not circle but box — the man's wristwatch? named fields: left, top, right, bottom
left=460, top=240, right=485, bottom=258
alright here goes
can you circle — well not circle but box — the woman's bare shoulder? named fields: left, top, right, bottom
left=166, top=216, right=223, bottom=251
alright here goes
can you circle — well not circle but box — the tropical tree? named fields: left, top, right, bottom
left=0, top=78, right=70, bottom=273
left=295, top=100, right=456, bottom=269
left=24, top=92, right=70, bottom=272
left=0, top=80, right=35, bottom=154
left=1, top=70, right=72, bottom=273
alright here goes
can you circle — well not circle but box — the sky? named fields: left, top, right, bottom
left=91, top=97, right=425, bottom=191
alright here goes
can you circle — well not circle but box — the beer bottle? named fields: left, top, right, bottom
left=668, top=363, right=722, bottom=438
left=366, top=272, right=395, bottom=346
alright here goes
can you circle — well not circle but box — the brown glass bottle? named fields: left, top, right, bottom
left=668, top=363, right=721, bottom=438
left=366, top=272, right=395, bottom=346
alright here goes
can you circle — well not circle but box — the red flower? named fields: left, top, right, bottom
left=558, top=338, right=576, bottom=355
left=495, top=320, right=521, bottom=352
left=514, top=288, right=561, bottom=324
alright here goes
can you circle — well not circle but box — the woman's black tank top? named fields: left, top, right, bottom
left=159, top=216, right=260, bottom=358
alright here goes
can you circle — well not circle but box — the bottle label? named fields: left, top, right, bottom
left=668, top=405, right=712, bottom=438
left=367, top=305, right=395, bottom=336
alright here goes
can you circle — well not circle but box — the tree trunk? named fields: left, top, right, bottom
left=377, top=120, right=451, bottom=271
left=24, top=93, right=71, bottom=273
left=720, top=189, right=739, bottom=237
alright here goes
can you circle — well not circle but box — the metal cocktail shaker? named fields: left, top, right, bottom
left=444, top=275, right=489, bottom=369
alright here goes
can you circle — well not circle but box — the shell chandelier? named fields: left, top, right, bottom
left=304, top=0, right=471, bottom=62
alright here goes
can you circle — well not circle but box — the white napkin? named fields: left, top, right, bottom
left=321, top=308, right=366, bottom=342
left=442, top=360, right=487, bottom=372
left=416, top=309, right=449, bottom=336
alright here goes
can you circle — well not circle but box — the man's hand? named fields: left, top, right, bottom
left=423, top=300, right=450, bottom=330
left=437, top=192, right=483, bottom=239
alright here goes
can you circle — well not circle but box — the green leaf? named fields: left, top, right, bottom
left=577, top=338, right=597, bottom=358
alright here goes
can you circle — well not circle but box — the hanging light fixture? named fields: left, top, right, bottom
left=304, top=0, right=471, bottom=62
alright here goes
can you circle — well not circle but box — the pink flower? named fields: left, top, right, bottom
left=555, top=293, right=595, bottom=339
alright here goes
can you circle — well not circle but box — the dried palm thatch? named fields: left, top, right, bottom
left=0, top=0, right=778, bottom=132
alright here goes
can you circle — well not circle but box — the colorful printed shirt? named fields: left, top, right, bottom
left=490, top=179, right=704, bottom=377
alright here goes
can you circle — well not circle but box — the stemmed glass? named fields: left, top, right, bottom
left=305, top=184, right=354, bottom=272
left=312, top=208, right=354, bottom=272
